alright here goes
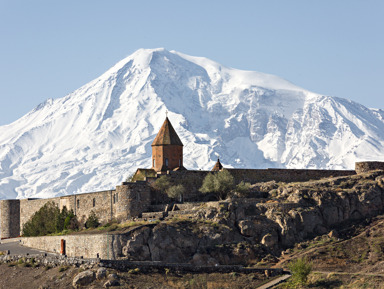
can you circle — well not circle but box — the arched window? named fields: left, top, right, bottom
left=113, top=194, right=116, bottom=204
left=93, top=198, right=96, bottom=207
left=77, top=199, right=80, bottom=209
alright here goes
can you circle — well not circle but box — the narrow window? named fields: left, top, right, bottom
left=77, top=199, right=80, bottom=209
left=165, top=158, right=169, bottom=167
left=115, top=193, right=118, bottom=203
left=153, top=159, right=155, bottom=167
left=93, top=198, right=96, bottom=207
left=179, top=159, right=181, bottom=167
left=113, top=194, right=116, bottom=204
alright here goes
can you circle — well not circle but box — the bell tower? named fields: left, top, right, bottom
left=151, top=117, right=185, bottom=172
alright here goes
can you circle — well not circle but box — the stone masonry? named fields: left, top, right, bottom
left=0, top=182, right=151, bottom=239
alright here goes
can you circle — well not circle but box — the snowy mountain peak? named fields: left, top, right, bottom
left=0, top=48, right=384, bottom=200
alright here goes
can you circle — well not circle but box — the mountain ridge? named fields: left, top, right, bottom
left=0, top=48, right=383, bottom=199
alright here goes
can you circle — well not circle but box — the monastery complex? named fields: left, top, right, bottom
left=1, top=117, right=384, bottom=239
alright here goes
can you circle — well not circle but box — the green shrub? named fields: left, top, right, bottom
left=85, top=211, right=100, bottom=229
left=287, top=257, right=312, bottom=286
left=59, top=266, right=69, bottom=272
left=199, top=169, right=235, bottom=200
left=236, top=181, right=251, bottom=197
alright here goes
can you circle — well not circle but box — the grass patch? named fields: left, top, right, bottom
left=58, top=266, right=69, bottom=272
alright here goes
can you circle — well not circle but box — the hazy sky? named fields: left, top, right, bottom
left=0, top=0, right=383, bottom=125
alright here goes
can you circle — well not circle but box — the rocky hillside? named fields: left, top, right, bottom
left=109, top=170, right=384, bottom=266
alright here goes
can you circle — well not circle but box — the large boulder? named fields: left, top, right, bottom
left=72, top=270, right=95, bottom=288
left=96, top=267, right=107, bottom=280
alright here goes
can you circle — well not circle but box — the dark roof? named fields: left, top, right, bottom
left=211, top=158, right=223, bottom=171
left=152, top=117, right=183, bottom=146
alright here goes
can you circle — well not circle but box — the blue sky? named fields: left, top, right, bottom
left=0, top=0, right=383, bottom=125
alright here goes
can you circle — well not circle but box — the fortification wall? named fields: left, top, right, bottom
left=161, top=168, right=355, bottom=201
left=355, top=161, right=384, bottom=174
left=227, top=168, right=356, bottom=184
left=115, top=182, right=151, bottom=220
left=0, top=200, right=20, bottom=239
left=21, top=234, right=109, bottom=259
left=166, top=170, right=210, bottom=201
left=72, top=190, right=115, bottom=224
left=16, top=182, right=151, bottom=234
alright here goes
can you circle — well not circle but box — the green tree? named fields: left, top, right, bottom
left=63, top=209, right=78, bottom=230
left=152, top=175, right=171, bottom=193
left=85, top=211, right=100, bottom=229
left=199, top=169, right=235, bottom=200
left=166, top=184, right=186, bottom=202
left=22, top=203, right=79, bottom=236
left=235, top=181, right=251, bottom=197
left=55, top=206, right=68, bottom=232
left=287, top=257, right=312, bottom=287
left=22, top=202, right=60, bottom=236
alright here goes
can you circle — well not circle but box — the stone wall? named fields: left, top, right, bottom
left=227, top=168, right=356, bottom=184
left=21, top=234, right=110, bottom=259
left=157, top=168, right=356, bottom=201
left=355, top=161, right=384, bottom=174
left=0, top=200, right=20, bottom=239
left=166, top=170, right=210, bottom=201
left=72, top=190, right=115, bottom=224
left=0, top=182, right=152, bottom=239
left=115, top=182, right=151, bottom=220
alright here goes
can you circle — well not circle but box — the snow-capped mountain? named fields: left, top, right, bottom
left=1, top=48, right=384, bottom=199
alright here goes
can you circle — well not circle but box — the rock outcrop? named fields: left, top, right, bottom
left=109, top=171, right=384, bottom=265
left=72, top=270, right=95, bottom=288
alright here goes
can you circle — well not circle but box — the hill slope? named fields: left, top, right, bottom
left=0, top=48, right=384, bottom=199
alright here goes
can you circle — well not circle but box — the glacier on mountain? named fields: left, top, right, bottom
left=0, top=48, right=383, bottom=199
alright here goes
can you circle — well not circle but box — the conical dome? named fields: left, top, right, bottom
left=152, top=117, right=183, bottom=146
left=211, top=158, right=223, bottom=171
left=151, top=117, right=184, bottom=172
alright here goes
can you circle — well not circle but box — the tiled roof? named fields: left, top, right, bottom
left=211, top=158, right=223, bottom=171
left=152, top=117, right=183, bottom=146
